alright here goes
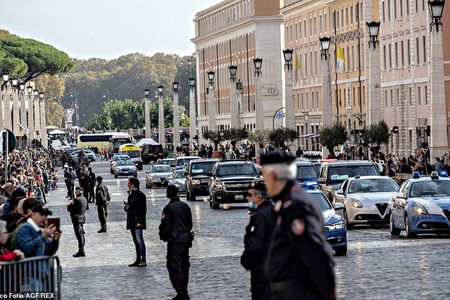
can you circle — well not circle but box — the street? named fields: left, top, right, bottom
left=48, top=160, right=450, bottom=300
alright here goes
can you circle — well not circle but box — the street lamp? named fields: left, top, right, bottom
left=172, top=81, right=180, bottom=146
left=366, top=21, right=381, bottom=49
left=229, top=66, right=239, bottom=129
left=428, top=0, right=445, bottom=32
left=253, top=58, right=264, bottom=131
left=319, top=37, right=331, bottom=60
left=39, top=92, right=46, bottom=144
left=283, top=49, right=293, bottom=70
left=282, top=49, right=294, bottom=131
left=188, top=78, right=197, bottom=147
left=157, top=86, right=165, bottom=146
left=253, top=58, right=263, bottom=77
left=144, top=88, right=151, bottom=138
left=228, top=65, right=237, bottom=82
left=207, top=72, right=216, bottom=133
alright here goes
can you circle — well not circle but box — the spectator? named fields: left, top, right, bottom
left=0, top=220, right=24, bottom=262
left=434, top=157, right=444, bottom=173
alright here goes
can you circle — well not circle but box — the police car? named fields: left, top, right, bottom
left=390, top=171, right=450, bottom=238
left=303, top=181, right=347, bottom=256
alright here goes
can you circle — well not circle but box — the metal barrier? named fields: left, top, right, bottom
left=0, top=255, right=62, bottom=298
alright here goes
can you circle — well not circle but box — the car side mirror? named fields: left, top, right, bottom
left=206, top=172, right=213, bottom=177
left=334, top=202, right=345, bottom=211
left=336, top=189, right=344, bottom=195
left=317, top=178, right=325, bottom=184
left=395, top=192, right=405, bottom=199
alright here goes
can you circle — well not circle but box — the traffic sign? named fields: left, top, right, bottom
left=392, top=126, right=399, bottom=134
left=0, top=129, right=16, bottom=153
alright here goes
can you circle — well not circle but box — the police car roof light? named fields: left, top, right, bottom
left=412, top=171, right=421, bottom=179
left=439, top=170, right=449, bottom=177
left=431, top=171, right=439, bottom=180
left=354, top=175, right=361, bottom=179
left=302, top=180, right=318, bottom=190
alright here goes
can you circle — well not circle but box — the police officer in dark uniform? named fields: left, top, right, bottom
left=159, top=185, right=193, bottom=300
left=67, top=186, right=88, bottom=257
left=78, top=168, right=90, bottom=200
left=87, top=167, right=96, bottom=203
left=260, top=150, right=336, bottom=300
left=241, top=182, right=275, bottom=300
left=67, top=167, right=76, bottom=200
left=95, top=176, right=110, bottom=233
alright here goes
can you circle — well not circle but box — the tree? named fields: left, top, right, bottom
left=364, top=120, right=390, bottom=155
left=319, top=123, right=348, bottom=159
left=34, top=74, right=66, bottom=127
left=248, top=129, right=271, bottom=147
left=222, top=128, right=248, bottom=148
left=202, top=130, right=219, bottom=151
left=269, top=128, right=298, bottom=148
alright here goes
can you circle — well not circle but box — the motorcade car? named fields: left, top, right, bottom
left=390, top=171, right=450, bottom=238
left=70, top=149, right=97, bottom=162
left=172, top=156, right=201, bottom=170
left=207, top=159, right=260, bottom=209
left=119, top=143, right=143, bottom=170
left=113, top=159, right=138, bottom=178
left=168, top=169, right=187, bottom=194
left=145, top=164, right=173, bottom=188
left=156, top=158, right=175, bottom=167
left=334, top=176, right=399, bottom=229
left=303, top=181, right=347, bottom=256
left=110, top=155, right=131, bottom=174
left=317, top=160, right=379, bottom=203
left=295, top=160, right=318, bottom=183
left=185, top=159, right=219, bottom=201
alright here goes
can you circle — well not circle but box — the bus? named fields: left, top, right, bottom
left=77, top=133, right=132, bottom=153
left=119, top=143, right=143, bottom=170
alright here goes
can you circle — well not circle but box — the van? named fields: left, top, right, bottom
left=50, top=139, right=71, bottom=151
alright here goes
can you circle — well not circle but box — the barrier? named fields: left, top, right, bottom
left=0, top=256, right=62, bottom=298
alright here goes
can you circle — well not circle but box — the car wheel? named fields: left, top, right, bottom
left=145, top=181, right=150, bottom=189
left=114, top=173, right=118, bottom=178
left=110, top=169, right=114, bottom=174
left=405, top=215, right=417, bottom=238
left=344, top=211, right=354, bottom=230
left=389, top=213, right=401, bottom=236
left=133, top=173, right=137, bottom=177
left=210, top=196, right=219, bottom=209
left=334, top=246, right=347, bottom=256
left=191, top=192, right=196, bottom=201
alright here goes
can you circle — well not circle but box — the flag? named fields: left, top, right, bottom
left=293, top=52, right=301, bottom=80
left=336, top=43, right=345, bottom=73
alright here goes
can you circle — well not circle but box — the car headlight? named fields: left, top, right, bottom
left=325, top=220, right=345, bottom=230
left=131, top=167, right=137, bottom=171
left=174, top=183, right=182, bottom=187
left=192, top=180, right=200, bottom=185
left=115, top=168, right=120, bottom=172
left=215, top=181, right=224, bottom=189
left=351, top=199, right=363, bottom=208
left=414, top=203, right=428, bottom=215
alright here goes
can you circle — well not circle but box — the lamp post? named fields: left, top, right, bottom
left=172, top=82, right=180, bottom=146
left=229, top=65, right=240, bottom=129
left=144, top=88, right=151, bottom=138
left=366, top=21, right=382, bottom=126
left=0, top=71, right=9, bottom=129
left=26, top=85, right=34, bottom=143
left=103, top=89, right=110, bottom=130
left=320, top=36, right=333, bottom=158
left=283, top=50, right=294, bottom=130
left=253, top=58, right=264, bottom=130
left=39, top=92, right=46, bottom=145
left=428, top=0, right=447, bottom=159
left=207, top=71, right=216, bottom=133
left=189, top=78, right=197, bottom=147
left=10, top=78, right=21, bottom=134
left=33, top=89, right=41, bottom=139
left=19, top=83, right=26, bottom=138
left=157, top=86, right=165, bottom=147
left=69, top=89, right=78, bottom=127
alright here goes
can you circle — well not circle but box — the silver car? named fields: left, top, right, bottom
left=168, top=170, right=187, bottom=194
left=145, top=164, right=173, bottom=188
left=334, top=176, right=399, bottom=229
left=114, top=159, right=138, bottom=178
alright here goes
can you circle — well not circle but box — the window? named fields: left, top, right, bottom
left=319, top=15, right=322, bottom=33
left=305, top=53, right=308, bottom=76
left=314, top=17, right=317, bottom=35
left=350, top=6, right=353, bottom=24
left=388, top=0, right=391, bottom=20
left=336, top=11, right=339, bottom=28
left=416, top=37, right=419, bottom=65
left=415, top=0, right=418, bottom=13
left=346, top=7, right=348, bottom=26
left=324, top=13, right=327, bottom=32
left=394, top=0, right=397, bottom=18
left=425, top=86, right=428, bottom=105
left=385, top=90, right=388, bottom=108
left=382, top=1, right=386, bottom=22
left=299, top=22, right=302, bottom=39
left=395, top=42, right=398, bottom=67
left=390, top=90, right=394, bottom=107
left=409, top=87, right=413, bottom=105
left=418, top=86, right=421, bottom=105
left=304, top=20, right=307, bottom=36
left=406, top=0, right=409, bottom=15
left=407, top=39, right=411, bottom=65
left=422, top=36, right=426, bottom=63
left=383, top=45, right=387, bottom=69
left=312, top=91, right=315, bottom=108
left=400, top=0, right=403, bottom=17
left=310, top=18, right=312, bottom=36
left=401, top=41, right=404, bottom=67
left=389, top=44, right=392, bottom=68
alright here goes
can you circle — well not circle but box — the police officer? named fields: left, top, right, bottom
left=159, top=185, right=193, bottom=300
left=260, top=150, right=336, bottom=300
left=78, top=168, right=90, bottom=200
left=95, top=176, right=110, bottom=233
left=67, top=167, right=76, bottom=200
left=241, top=182, right=275, bottom=300
left=87, top=167, right=96, bottom=203
left=67, top=186, right=88, bottom=257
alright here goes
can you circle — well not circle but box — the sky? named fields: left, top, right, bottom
left=0, top=0, right=221, bottom=60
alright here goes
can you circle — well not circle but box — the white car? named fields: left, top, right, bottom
left=145, top=165, right=173, bottom=188
left=168, top=170, right=187, bottom=194
left=334, top=176, right=399, bottom=229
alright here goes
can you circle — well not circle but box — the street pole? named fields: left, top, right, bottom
left=4, top=130, right=8, bottom=182
left=172, top=82, right=180, bottom=146
left=207, top=72, right=216, bottom=133
left=253, top=58, right=264, bottom=130
left=189, top=78, right=197, bottom=148
left=320, top=37, right=333, bottom=158
left=144, top=89, right=151, bottom=138
left=283, top=50, right=294, bottom=130
left=158, top=86, right=165, bottom=148
left=229, top=66, right=239, bottom=129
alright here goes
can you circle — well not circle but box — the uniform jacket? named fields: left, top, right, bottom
left=68, top=171, right=76, bottom=184
left=68, top=194, right=88, bottom=223
left=88, top=171, right=96, bottom=186
left=241, top=200, right=275, bottom=270
left=95, top=183, right=110, bottom=205
left=159, top=197, right=193, bottom=243
left=265, top=181, right=335, bottom=299
left=78, top=173, right=90, bottom=189
left=16, top=220, right=59, bottom=258
left=126, top=189, right=147, bottom=230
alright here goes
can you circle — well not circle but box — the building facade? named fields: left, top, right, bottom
left=192, top=0, right=284, bottom=145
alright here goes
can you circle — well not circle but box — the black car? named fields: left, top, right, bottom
left=295, top=160, right=318, bottom=183
left=317, top=160, right=379, bottom=203
left=185, top=158, right=219, bottom=201
left=207, top=160, right=260, bottom=209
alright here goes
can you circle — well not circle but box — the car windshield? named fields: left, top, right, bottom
left=121, top=150, right=140, bottom=158
left=296, top=165, right=318, bottom=182
left=177, top=157, right=199, bottom=166
left=115, top=156, right=130, bottom=161
left=117, top=160, right=134, bottom=166
left=157, top=159, right=174, bottom=166
left=152, top=165, right=172, bottom=173
left=308, top=192, right=333, bottom=211
left=329, top=165, right=378, bottom=184
left=217, top=164, right=256, bottom=176
left=174, top=171, right=186, bottom=179
left=410, top=181, right=450, bottom=197
left=191, top=162, right=216, bottom=174
left=348, top=178, right=398, bottom=193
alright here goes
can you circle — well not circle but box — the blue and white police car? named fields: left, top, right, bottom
left=303, top=181, right=348, bottom=256
left=390, top=171, right=450, bottom=238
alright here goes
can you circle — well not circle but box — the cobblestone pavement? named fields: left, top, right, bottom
left=44, top=161, right=450, bottom=300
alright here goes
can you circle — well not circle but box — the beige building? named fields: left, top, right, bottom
left=192, top=0, right=284, bottom=144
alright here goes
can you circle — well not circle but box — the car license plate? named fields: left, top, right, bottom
left=124, top=171, right=128, bottom=173
left=235, top=195, right=244, bottom=200
left=201, top=179, right=209, bottom=183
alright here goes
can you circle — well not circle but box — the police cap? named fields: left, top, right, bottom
left=75, top=186, right=83, bottom=192
left=259, top=150, right=296, bottom=166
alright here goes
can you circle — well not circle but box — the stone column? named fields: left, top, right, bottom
left=158, top=93, right=165, bottom=148
left=366, top=44, right=382, bottom=125
left=255, top=76, right=264, bottom=130
left=12, top=91, right=20, bottom=134
left=27, top=96, right=34, bottom=142
left=189, top=87, right=197, bottom=146
left=208, top=83, right=216, bottom=133
left=173, top=90, right=180, bottom=145
left=321, top=55, right=333, bottom=158
left=4, top=87, right=12, bottom=131
left=144, top=97, right=151, bottom=138
left=284, top=69, right=294, bottom=130
left=35, top=98, right=41, bottom=139
left=430, top=27, right=448, bottom=159
left=20, top=93, right=27, bottom=133
left=230, top=81, right=239, bottom=129
left=40, top=100, right=46, bottom=144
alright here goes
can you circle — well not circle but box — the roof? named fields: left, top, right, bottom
left=322, top=160, right=375, bottom=166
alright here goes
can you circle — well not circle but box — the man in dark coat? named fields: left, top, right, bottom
left=260, top=150, right=336, bottom=300
left=124, top=177, right=147, bottom=267
left=67, top=167, right=76, bottom=200
left=87, top=167, right=96, bottom=203
left=241, top=183, right=275, bottom=300
left=159, top=185, right=193, bottom=300
left=78, top=168, right=90, bottom=200
left=67, top=186, right=88, bottom=257
left=95, top=176, right=110, bottom=233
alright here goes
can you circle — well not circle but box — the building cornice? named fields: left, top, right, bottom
left=280, top=0, right=333, bottom=14
left=194, top=0, right=235, bottom=21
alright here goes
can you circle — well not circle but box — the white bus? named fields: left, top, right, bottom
left=77, top=133, right=132, bottom=153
